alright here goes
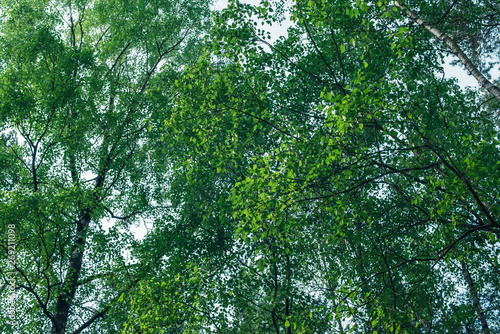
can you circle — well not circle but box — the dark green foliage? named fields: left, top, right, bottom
left=1, top=1, right=499, bottom=333
left=128, top=0, right=499, bottom=333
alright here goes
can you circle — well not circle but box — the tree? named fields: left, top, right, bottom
left=0, top=0, right=211, bottom=333
left=3, top=0, right=498, bottom=333
left=128, top=0, right=500, bottom=333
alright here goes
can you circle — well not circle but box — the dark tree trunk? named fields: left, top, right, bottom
left=50, top=212, right=90, bottom=334
left=461, top=260, right=490, bottom=334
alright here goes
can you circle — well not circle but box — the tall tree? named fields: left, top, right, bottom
left=0, top=0, right=211, bottom=333
left=127, top=0, right=500, bottom=333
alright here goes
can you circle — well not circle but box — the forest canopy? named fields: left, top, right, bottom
left=0, top=0, right=499, bottom=333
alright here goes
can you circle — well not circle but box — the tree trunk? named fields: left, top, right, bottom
left=460, top=260, right=490, bottom=334
left=51, top=212, right=90, bottom=334
left=285, top=253, right=291, bottom=334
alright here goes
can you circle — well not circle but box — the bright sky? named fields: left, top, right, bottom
left=213, top=0, right=291, bottom=44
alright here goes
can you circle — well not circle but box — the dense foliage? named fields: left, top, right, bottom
left=0, top=0, right=211, bottom=332
left=1, top=0, right=499, bottom=333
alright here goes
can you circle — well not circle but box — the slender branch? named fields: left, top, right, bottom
left=95, top=26, right=110, bottom=48
left=109, top=43, right=132, bottom=74
left=271, top=260, right=280, bottom=334
left=303, top=21, right=346, bottom=96
left=434, top=0, right=460, bottom=25
left=76, top=272, right=113, bottom=286
left=103, top=206, right=144, bottom=220
left=73, top=278, right=140, bottom=334
left=251, top=28, right=332, bottom=86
